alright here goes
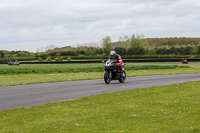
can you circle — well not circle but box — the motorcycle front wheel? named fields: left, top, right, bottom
left=104, top=71, right=112, bottom=84
left=118, top=71, right=126, bottom=83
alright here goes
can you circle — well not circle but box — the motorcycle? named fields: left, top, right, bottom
left=104, top=59, right=126, bottom=84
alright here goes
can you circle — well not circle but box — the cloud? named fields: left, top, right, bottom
left=0, top=0, right=200, bottom=51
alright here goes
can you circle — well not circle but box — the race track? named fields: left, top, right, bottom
left=1, top=73, right=200, bottom=111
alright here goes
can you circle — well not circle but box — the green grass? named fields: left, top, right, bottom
left=1, top=63, right=200, bottom=132
left=0, top=72, right=103, bottom=86
left=0, top=64, right=199, bottom=87
left=0, top=64, right=187, bottom=75
left=1, top=81, right=200, bottom=132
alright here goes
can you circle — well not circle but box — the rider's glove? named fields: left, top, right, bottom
left=115, top=63, right=120, bottom=66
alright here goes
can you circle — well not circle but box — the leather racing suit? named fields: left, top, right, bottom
left=109, top=54, right=123, bottom=71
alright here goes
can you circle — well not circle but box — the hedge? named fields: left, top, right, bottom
left=0, top=56, right=37, bottom=62
left=1, top=54, right=200, bottom=63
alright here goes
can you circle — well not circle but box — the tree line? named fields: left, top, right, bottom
left=0, top=50, right=32, bottom=58
left=1, top=35, right=200, bottom=61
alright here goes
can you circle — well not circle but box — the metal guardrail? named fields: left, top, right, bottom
left=1, top=58, right=200, bottom=64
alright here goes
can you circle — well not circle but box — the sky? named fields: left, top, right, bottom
left=0, top=0, right=200, bottom=52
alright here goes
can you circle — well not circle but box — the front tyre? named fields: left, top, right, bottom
left=104, top=71, right=112, bottom=84
left=118, top=71, right=126, bottom=83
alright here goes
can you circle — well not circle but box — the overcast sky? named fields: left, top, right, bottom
left=0, top=0, right=200, bottom=52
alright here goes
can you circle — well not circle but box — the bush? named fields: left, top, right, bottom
left=190, top=55, right=195, bottom=58
left=54, top=56, right=64, bottom=61
left=0, top=56, right=37, bottom=62
left=67, top=57, right=72, bottom=61
left=38, top=57, right=43, bottom=61
left=46, top=57, right=52, bottom=61
left=59, top=56, right=64, bottom=61
left=54, top=58, right=59, bottom=61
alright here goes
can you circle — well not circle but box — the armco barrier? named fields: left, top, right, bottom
left=1, top=58, right=200, bottom=64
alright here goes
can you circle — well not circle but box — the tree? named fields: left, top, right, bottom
left=191, top=44, right=198, bottom=55
left=17, top=51, right=25, bottom=56
left=39, top=53, right=48, bottom=59
left=130, top=34, right=144, bottom=48
left=127, top=47, right=145, bottom=55
left=97, top=48, right=103, bottom=54
left=46, top=57, right=52, bottom=61
left=124, top=35, right=129, bottom=41
left=129, top=34, right=146, bottom=55
left=0, top=51, right=5, bottom=57
left=75, top=49, right=81, bottom=56
left=114, top=47, right=126, bottom=55
left=85, top=47, right=96, bottom=55
left=102, top=36, right=112, bottom=54
left=184, top=46, right=193, bottom=55
left=119, top=36, right=123, bottom=42
left=49, top=51, right=57, bottom=56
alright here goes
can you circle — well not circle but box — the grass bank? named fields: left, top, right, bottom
left=1, top=81, right=200, bottom=132
left=0, top=64, right=187, bottom=75
left=0, top=64, right=193, bottom=87
left=0, top=64, right=199, bottom=87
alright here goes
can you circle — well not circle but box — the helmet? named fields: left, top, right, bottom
left=110, top=51, right=116, bottom=58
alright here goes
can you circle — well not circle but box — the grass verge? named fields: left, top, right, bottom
left=0, top=64, right=187, bottom=75
left=1, top=81, right=200, bottom=132
left=0, top=64, right=197, bottom=86
left=0, top=65, right=200, bottom=86
left=0, top=64, right=196, bottom=87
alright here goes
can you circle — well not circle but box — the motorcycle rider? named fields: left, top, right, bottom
left=109, top=50, right=123, bottom=71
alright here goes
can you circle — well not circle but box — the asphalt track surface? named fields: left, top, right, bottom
left=1, top=73, right=200, bottom=111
